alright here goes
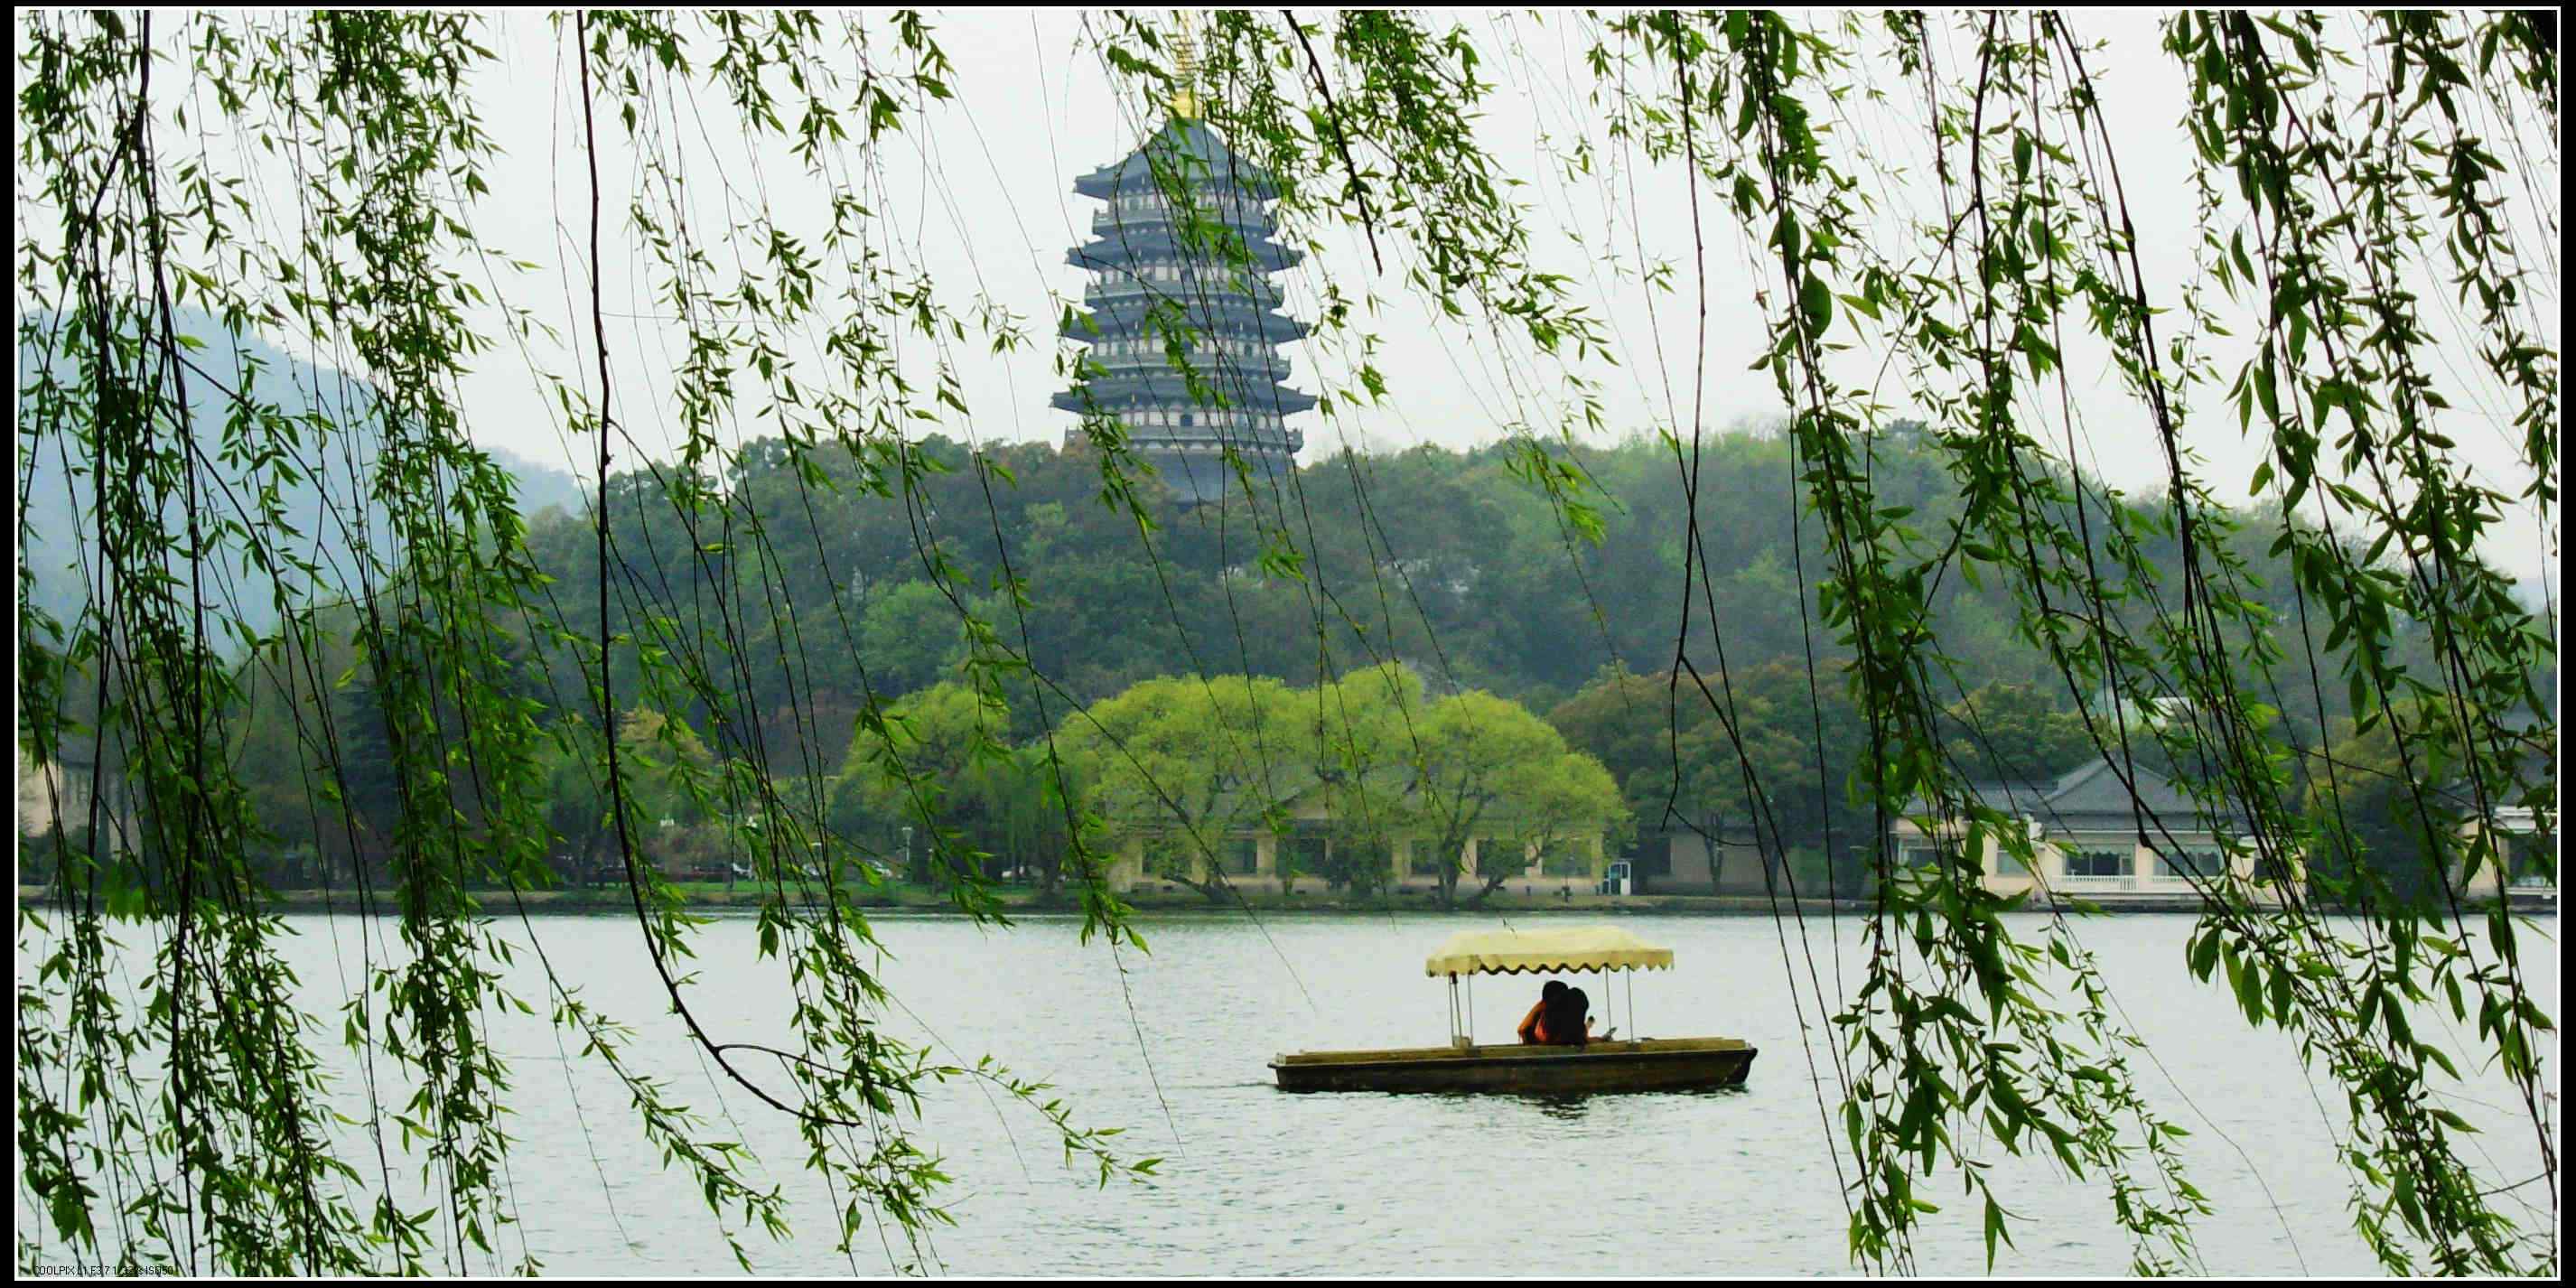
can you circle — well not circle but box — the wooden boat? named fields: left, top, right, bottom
left=1270, top=926, right=1757, bottom=1095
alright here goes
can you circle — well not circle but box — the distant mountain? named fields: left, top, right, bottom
left=483, top=445, right=587, bottom=521
left=17, top=313, right=587, bottom=647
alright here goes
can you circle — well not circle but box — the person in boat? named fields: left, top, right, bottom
left=1564, top=985, right=1615, bottom=1044
left=1517, top=980, right=1571, bottom=1044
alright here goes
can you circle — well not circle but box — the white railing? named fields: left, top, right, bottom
left=2056, top=875, right=2139, bottom=893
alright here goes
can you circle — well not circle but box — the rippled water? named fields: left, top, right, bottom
left=16, top=909, right=2560, bottom=1275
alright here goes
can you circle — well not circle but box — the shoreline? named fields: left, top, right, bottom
left=16, top=884, right=2556, bottom=918
left=9, top=884, right=1871, bottom=917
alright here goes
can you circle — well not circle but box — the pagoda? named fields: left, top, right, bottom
left=1051, top=33, right=1311, bottom=506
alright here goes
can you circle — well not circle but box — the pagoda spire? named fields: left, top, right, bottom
left=1168, top=10, right=1201, bottom=119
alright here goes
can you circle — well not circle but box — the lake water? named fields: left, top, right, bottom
left=14, top=909, right=2561, bottom=1275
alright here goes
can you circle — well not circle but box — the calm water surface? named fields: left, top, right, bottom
left=17, top=910, right=2560, bottom=1275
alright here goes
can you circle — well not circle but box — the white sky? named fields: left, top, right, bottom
left=24, top=8, right=2565, bottom=590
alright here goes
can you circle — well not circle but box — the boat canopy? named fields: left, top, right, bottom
left=1423, top=926, right=1675, bottom=977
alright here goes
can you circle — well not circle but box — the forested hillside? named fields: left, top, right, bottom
left=22, top=340, right=2523, bottom=766
left=18, top=330, right=2544, bottom=909
left=509, top=426, right=2457, bottom=751
left=92, top=425, right=2530, bottom=905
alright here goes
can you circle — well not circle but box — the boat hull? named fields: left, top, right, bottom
left=1271, top=1037, right=1756, bottom=1095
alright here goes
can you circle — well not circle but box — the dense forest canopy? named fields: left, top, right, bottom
left=509, top=425, right=2500, bottom=725
left=100, top=424, right=2516, bottom=910
left=14, top=8, right=2558, bottom=1279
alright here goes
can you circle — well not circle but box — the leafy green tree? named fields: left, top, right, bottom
left=1302, top=661, right=1427, bottom=893
left=1057, top=674, right=1305, bottom=901
left=1547, top=663, right=1706, bottom=831
left=2301, top=700, right=2467, bottom=910
left=858, top=580, right=968, bottom=697
left=529, top=706, right=719, bottom=885
left=1557, top=660, right=1875, bottom=896
left=1332, top=671, right=1625, bottom=909
left=835, top=682, right=1040, bottom=895
left=1938, top=682, right=2096, bottom=785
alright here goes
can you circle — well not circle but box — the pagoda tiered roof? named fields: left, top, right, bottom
left=1056, top=112, right=1313, bottom=505
left=1071, top=119, right=1283, bottom=201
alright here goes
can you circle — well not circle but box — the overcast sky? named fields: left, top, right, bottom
left=44, top=8, right=2563, bottom=589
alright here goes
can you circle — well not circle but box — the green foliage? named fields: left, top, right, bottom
left=858, top=581, right=969, bottom=698
left=835, top=681, right=1068, bottom=896
left=15, top=10, right=1148, bottom=1276
left=1382, top=685, right=1626, bottom=907
left=1938, top=682, right=2099, bottom=785
left=1045, top=666, right=1621, bottom=909
left=1054, top=674, right=1304, bottom=901
left=14, top=7, right=2555, bottom=1279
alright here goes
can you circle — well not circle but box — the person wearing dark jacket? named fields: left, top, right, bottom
left=1563, top=986, right=1613, bottom=1043
left=1517, top=979, right=1572, bottom=1043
